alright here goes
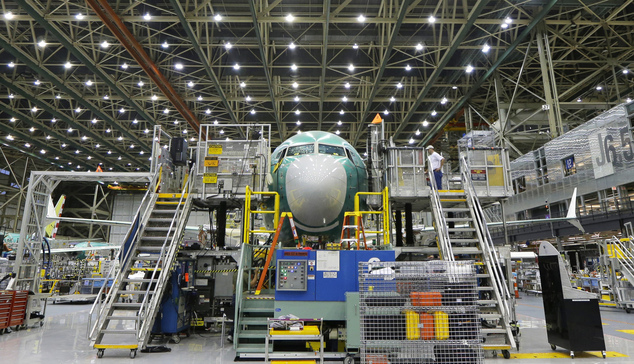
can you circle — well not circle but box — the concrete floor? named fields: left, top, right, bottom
left=1, top=293, right=634, bottom=363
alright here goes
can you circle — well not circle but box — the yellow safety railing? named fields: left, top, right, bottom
left=243, top=185, right=280, bottom=245
left=353, top=186, right=390, bottom=246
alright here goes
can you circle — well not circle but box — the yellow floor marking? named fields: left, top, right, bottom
left=501, top=351, right=626, bottom=359
left=618, top=329, right=634, bottom=335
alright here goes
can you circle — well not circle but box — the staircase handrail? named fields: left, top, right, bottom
left=87, top=166, right=162, bottom=340
left=460, top=156, right=514, bottom=332
left=612, top=236, right=634, bottom=282
left=233, top=242, right=250, bottom=349
left=135, top=162, right=197, bottom=346
left=426, top=161, right=454, bottom=261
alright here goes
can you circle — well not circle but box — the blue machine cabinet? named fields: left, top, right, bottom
left=151, top=265, right=193, bottom=342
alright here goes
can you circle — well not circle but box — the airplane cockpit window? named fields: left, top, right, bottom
left=273, top=147, right=287, bottom=163
left=318, top=144, right=345, bottom=156
left=287, top=144, right=314, bottom=156
left=346, top=148, right=363, bottom=167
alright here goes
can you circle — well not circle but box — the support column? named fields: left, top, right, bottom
left=394, top=210, right=403, bottom=247
left=405, top=203, right=414, bottom=246
left=536, top=26, right=564, bottom=138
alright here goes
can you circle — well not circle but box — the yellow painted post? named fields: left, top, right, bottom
left=243, top=186, right=252, bottom=245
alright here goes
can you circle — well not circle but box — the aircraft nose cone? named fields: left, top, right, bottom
left=285, top=154, right=347, bottom=227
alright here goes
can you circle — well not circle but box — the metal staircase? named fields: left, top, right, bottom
left=601, top=237, right=634, bottom=312
left=88, top=164, right=196, bottom=358
left=428, top=157, right=517, bottom=358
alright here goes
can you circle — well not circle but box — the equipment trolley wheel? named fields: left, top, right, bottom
left=97, top=349, right=104, bottom=358
left=550, top=344, right=556, bottom=351
left=502, top=350, right=511, bottom=359
left=171, top=334, right=181, bottom=343
left=130, top=349, right=137, bottom=359
left=570, top=351, right=574, bottom=359
left=343, top=355, right=355, bottom=364
left=602, top=351, right=607, bottom=359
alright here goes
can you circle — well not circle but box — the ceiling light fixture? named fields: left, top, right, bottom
left=4, top=12, right=15, bottom=20
left=240, top=81, right=246, bottom=88
left=162, top=41, right=169, bottom=48
left=390, top=96, right=396, bottom=102
left=38, top=40, right=46, bottom=48
left=151, top=94, right=157, bottom=100
left=289, top=42, right=296, bottom=49
left=188, top=81, right=194, bottom=87
left=233, top=63, right=240, bottom=70
left=291, top=64, right=298, bottom=71
left=214, top=14, right=223, bottom=21
left=101, top=40, right=109, bottom=48
left=396, top=82, right=403, bottom=89
left=415, top=43, right=423, bottom=51
left=357, top=15, right=366, bottom=23
left=482, top=44, right=490, bottom=53
left=466, top=65, right=474, bottom=73
left=292, top=82, right=299, bottom=88
left=294, top=96, right=300, bottom=102
left=405, top=64, right=411, bottom=71
left=144, top=13, right=152, bottom=21
left=286, top=14, right=295, bottom=22
left=428, top=15, right=436, bottom=23
left=75, top=13, right=85, bottom=20
left=422, top=120, right=429, bottom=127
left=121, top=63, right=128, bottom=69
left=175, top=63, right=183, bottom=70
left=344, top=82, right=351, bottom=89
left=64, top=61, right=72, bottom=69
left=431, top=110, right=437, bottom=116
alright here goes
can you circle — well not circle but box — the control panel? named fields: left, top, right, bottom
left=276, top=259, right=308, bottom=291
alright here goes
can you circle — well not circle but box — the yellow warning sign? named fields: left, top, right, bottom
left=371, top=113, right=383, bottom=124
left=204, top=157, right=219, bottom=167
left=203, top=173, right=218, bottom=184
left=208, top=145, right=223, bottom=155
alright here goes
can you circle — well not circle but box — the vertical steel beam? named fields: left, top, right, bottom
left=536, top=27, right=564, bottom=138
left=318, top=1, right=331, bottom=130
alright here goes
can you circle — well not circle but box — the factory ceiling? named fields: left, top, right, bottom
left=0, top=0, right=632, bottom=172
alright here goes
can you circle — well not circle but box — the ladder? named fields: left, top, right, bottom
left=340, top=211, right=368, bottom=250
left=428, top=157, right=517, bottom=357
left=88, top=165, right=195, bottom=359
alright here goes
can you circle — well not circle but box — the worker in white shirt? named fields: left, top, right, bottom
left=426, top=145, right=445, bottom=189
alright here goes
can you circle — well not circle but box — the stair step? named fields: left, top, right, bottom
left=450, top=238, right=479, bottom=243
left=112, top=303, right=142, bottom=308
left=118, top=290, right=156, bottom=295
left=477, top=300, right=497, bottom=305
left=101, top=329, right=137, bottom=334
left=156, top=201, right=185, bottom=205
left=240, top=317, right=269, bottom=325
left=137, top=246, right=164, bottom=253
left=476, top=273, right=490, bottom=278
left=106, top=315, right=138, bottom=321
left=144, top=226, right=176, bottom=232
left=445, top=218, right=472, bottom=222
left=481, top=328, right=508, bottom=334
left=477, top=286, right=494, bottom=291
left=443, top=208, right=469, bottom=212
left=123, top=278, right=155, bottom=283
left=479, top=313, right=502, bottom=319
left=132, top=255, right=161, bottom=261
left=451, top=247, right=482, bottom=254
left=242, top=307, right=275, bottom=313
left=148, top=218, right=176, bottom=223
left=151, top=209, right=178, bottom=214
left=236, top=343, right=273, bottom=353
left=447, top=227, right=476, bottom=232
left=238, top=329, right=268, bottom=339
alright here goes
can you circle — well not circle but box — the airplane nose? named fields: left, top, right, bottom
left=285, top=154, right=347, bottom=227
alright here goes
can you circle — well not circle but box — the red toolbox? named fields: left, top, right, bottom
left=9, top=290, right=29, bottom=327
left=0, top=290, right=15, bottom=332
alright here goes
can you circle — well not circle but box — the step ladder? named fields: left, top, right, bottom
left=88, top=171, right=195, bottom=358
left=340, top=211, right=368, bottom=250
left=427, top=157, right=518, bottom=358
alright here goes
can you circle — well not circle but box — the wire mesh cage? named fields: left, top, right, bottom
left=359, top=261, right=483, bottom=364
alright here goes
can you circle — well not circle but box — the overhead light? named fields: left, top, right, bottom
left=130, top=144, right=135, bottom=148
left=296, top=120, right=301, bottom=125
left=295, top=110, right=300, bottom=115
left=344, top=82, right=351, bottom=89
left=10, top=118, right=15, bottom=122
left=384, top=109, right=389, bottom=115
left=144, top=13, right=152, bottom=21
left=173, top=120, right=179, bottom=125
left=623, top=69, right=629, bottom=75
left=101, top=40, right=110, bottom=48
left=423, top=120, right=429, bottom=127
left=8, top=94, right=14, bottom=99
left=56, top=94, right=61, bottom=99
left=162, top=41, right=169, bottom=49
left=214, top=14, right=223, bottom=21
left=182, top=130, right=187, bottom=134
left=117, top=156, right=122, bottom=160
left=87, top=156, right=91, bottom=160
left=405, top=64, right=411, bottom=71
left=292, top=82, right=299, bottom=89
left=452, top=86, right=457, bottom=90
left=197, top=95, right=203, bottom=101
left=250, top=109, right=256, bottom=115
left=466, top=65, right=474, bottom=73
left=336, top=130, right=341, bottom=135
left=95, top=143, right=100, bottom=148
left=107, top=150, right=112, bottom=154
left=29, top=127, right=35, bottom=132
left=5, top=135, right=13, bottom=140
left=340, top=110, right=345, bottom=115
left=220, top=129, right=225, bottom=134
left=415, top=130, right=420, bottom=136
left=428, top=16, right=436, bottom=23
left=233, top=63, right=240, bottom=70
left=225, top=42, right=232, bottom=50
left=8, top=62, right=15, bottom=68
left=38, top=40, right=46, bottom=48
left=85, top=80, right=93, bottom=86
left=409, top=138, right=415, bottom=144
left=46, top=135, right=52, bottom=140
left=25, top=143, right=31, bottom=148
left=163, top=108, right=170, bottom=114
left=132, top=119, right=138, bottom=124
left=188, top=81, right=194, bottom=87
left=240, top=81, right=246, bottom=88
left=75, top=107, right=81, bottom=113
left=246, top=96, right=251, bottom=101
left=64, top=61, right=72, bottom=69
left=144, top=129, right=150, bottom=134
left=294, top=96, right=300, bottom=102
left=34, top=79, right=41, bottom=86
left=431, top=110, right=437, bottom=116
left=482, top=44, right=490, bottom=53
left=396, top=82, right=403, bottom=89
left=75, top=13, right=85, bottom=20
left=121, top=63, right=128, bottom=69
left=75, top=149, right=80, bottom=154
left=4, top=12, right=15, bottom=20
left=51, top=118, right=56, bottom=123
left=286, top=14, right=295, bottom=22
left=175, top=63, right=183, bottom=70
left=576, top=98, right=582, bottom=102
left=291, top=64, right=298, bottom=71
left=119, top=108, right=126, bottom=113
left=348, top=64, right=355, bottom=71
left=390, top=96, right=396, bottom=102
left=504, top=17, right=513, bottom=24
left=415, top=43, right=423, bottom=51
left=213, top=120, right=218, bottom=125
left=342, top=96, right=348, bottom=102
left=501, top=23, right=509, bottom=29
left=151, top=94, right=157, bottom=100
left=67, top=128, right=73, bottom=133
left=62, top=143, right=67, bottom=147
left=440, top=97, right=448, bottom=104
left=92, top=118, right=98, bottom=124
left=353, top=43, right=359, bottom=49
left=357, top=15, right=366, bottom=23
left=205, top=108, right=212, bottom=114
left=337, top=120, right=342, bottom=125
left=31, top=106, right=38, bottom=112
left=117, top=136, right=123, bottom=141
left=81, top=135, right=88, bottom=141
left=106, top=128, right=111, bottom=133
left=627, top=98, right=632, bottom=103
left=289, top=42, right=296, bottom=50
left=596, top=85, right=603, bottom=91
